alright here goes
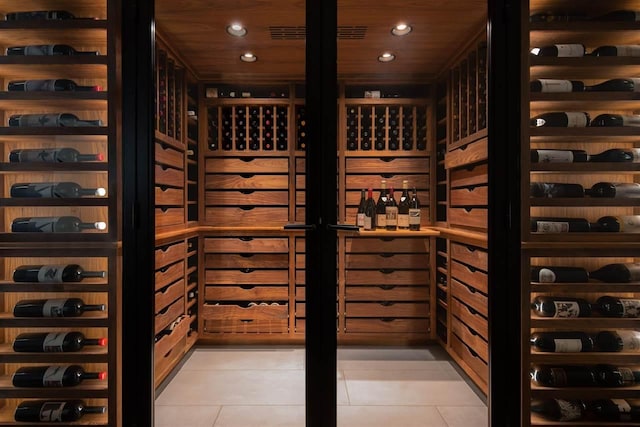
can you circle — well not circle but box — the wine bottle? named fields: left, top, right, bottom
left=14, top=399, right=106, bottom=422
left=529, top=12, right=587, bottom=22
left=595, top=215, right=640, bottom=232
left=530, top=112, right=590, bottom=127
left=11, top=216, right=107, bottom=232
left=385, top=187, right=398, bottom=231
left=587, top=182, right=640, bottom=198
left=594, top=9, right=640, bottom=21
left=13, top=264, right=105, bottom=283
left=363, top=188, right=376, bottom=231
left=530, top=149, right=588, bottom=163
left=530, top=79, right=585, bottom=92
left=589, top=148, right=640, bottom=163
left=375, top=180, right=388, bottom=229
left=595, top=331, right=640, bottom=352
left=8, top=79, right=101, bottom=92
left=530, top=182, right=584, bottom=198
left=530, top=365, right=598, bottom=387
left=531, top=296, right=591, bottom=318
left=12, top=332, right=107, bottom=352
left=530, top=266, right=589, bottom=283
left=596, top=296, right=640, bottom=318
left=5, top=10, right=77, bottom=21
left=10, top=182, right=106, bottom=198
left=530, top=331, right=594, bottom=352
left=12, top=365, right=106, bottom=387
left=590, top=114, right=640, bottom=127
left=530, top=398, right=585, bottom=422
left=408, top=188, right=421, bottom=231
left=9, top=148, right=103, bottom=163
left=9, top=113, right=102, bottom=127
left=586, top=78, right=640, bottom=92
left=588, top=399, right=640, bottom=422
left=589, top=263, right=640, bottom=283
left=356, top=189, right=366, bottom=227
left=590, top=45, right=640, bottom=56
left=530, top=217, right=591, bottom=232
left=530, top=44, right=585, bottom=57
left=6, top=44, right=100, bottom=56
left=397, top=180, right=410, bottom=229
left=13, top=298, right=105, bottom=317
left=595, top=364, right=640, bottom=386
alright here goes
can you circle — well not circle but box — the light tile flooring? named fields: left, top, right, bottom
left=155, top=346, right=488, bottom=427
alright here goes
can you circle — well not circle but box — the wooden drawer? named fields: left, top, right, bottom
left=205, top=190, right=289, bottom=206
left=202, top=303, right=288, bottom=333
left=156, top=142, right=184, bottom=169
left=204, top=285, right=289, bottom=301
left=345, top=174, right=429, bottom=190
left=345, top=157, right=429, bottom=173
left=450, top=163, right=487, bottom=188
left=156, top=164, right=184, bottom=188
left=295, top=157, right=305, bottom=173
left=448, top=207, right=487, bottom=229
left=345, top=269, right=428, bottom=285
left=205, top=174, right=289, bottom=190
left=156, top=207, right=184, bottom=228
left=154, top=314, right=190, bottom=365
left=205, top=207, right=289, bottom=226
left=206, top=157, right=289, bottom=174
left=451, top=259, right=488, bottom=294
left=346, top=302, right=429, bottom=318
left=155, top=241, right=186, bottom=270
left=451, top=279, right=488, bottom=318
left=345, top=253, right=427, bottom=269
left=155, top=260, right=184, bottom=291
left=155, top=186, right=184, bottom=206
left=450, top=185, right=487, bottom=207
left=296, top=237, right=305, bottom=253
left=450, top=316, right=488, bottom=363
left=205, top=253, right=288, bottom=269
left=155, top=278, right=185, bottom=314
left=346, top=285, right=429, bottom=301
left=345, top=318, right=429, bottom=334
left=450, top=242, right=488, bottom=272
left=205, top=269, right=289, bottom=285
left=155, top=297, right=185, bottom=334
left=205, top=237, right=289, bottom=253
left=445, top=137, right=487, bottom=170
left=450, top=297, right=488, bottom=340
left=450, top=332, right=488, bottom=385
left=345, top=237, right=428, bottom=254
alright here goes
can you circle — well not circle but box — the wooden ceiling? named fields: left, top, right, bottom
left=155, top=0, right=487, bottom=82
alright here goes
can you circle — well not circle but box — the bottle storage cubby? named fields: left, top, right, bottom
left=435, top=80, right=448, bottom=224
left=186, top=79, right=198, bottom=223
left=435, top=237, right=448, bottom=344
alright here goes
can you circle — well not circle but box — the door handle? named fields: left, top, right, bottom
left=284, top=223, right=316, bottom=230
left=327, top=224, right=359, bottom=232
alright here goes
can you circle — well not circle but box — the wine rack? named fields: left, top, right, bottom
left=186, top=78, right=198, bottom=223
left=523, top=2, right=640, bottom=425
left=435, top=80, right=448, bottom=224
left=435, top=237, right=448, bottom=344
left=0, top=0, right=119, bottom=424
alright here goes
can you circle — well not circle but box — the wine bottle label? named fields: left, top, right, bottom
left=386, top=206, right=398, bottom=225
left=535, top=150, right=574, bottom=163
left=612, top=399, right=632, bottom=416
left=42, top=298, right=68, bottom=317
left=398, top=214, right=410, bottom=228
left=618, top=331, right=640, bottom=351
left=356, top=213, right=365, bottom=227
left=364, top=216, right=372, bottom=230
left=614, top=45, right=640, bottom=56
left=619, top=299, right=640, bottom=317
left=553, top=301, right=581, bottom=317
left=39, top=402, right=66, bottom=421
left=376, top=214, right=386, bottom=227
left=556, top=399, right=584, bottom=421
left=409, top=208, right=421, bottom=225
left=42, top=366, right=66, bottom=387
left=631, top=148, right=640, bottom=162
left=535, top=221, right=569, bottom=233
left=565, top=112, right=589, bottom=127
left=537, top=268, right=557, bottom=282
left=553, top=338, right=583, bottom=352
left=37, top=266, right=65, bottom=283
left=42, top=332, right=67, bottom=352
left=538, top=79, right=574, bottom=92
left=621, top=116, right=640, bottom=127
left=555, top=44, right=585, bottom=57
left=618, top=216, right=640, bottom=232
left=632, top=78, right=640, bottom=91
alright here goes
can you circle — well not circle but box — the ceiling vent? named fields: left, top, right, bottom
left=269, top=26, right=367, bottom=40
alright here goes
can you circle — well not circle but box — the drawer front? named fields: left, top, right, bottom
left=205, top=190, right=289, bottom=206
left=450, top=316, right=488, bottom=363
left=155, top=278, right=185, bottom=314
left=345, top=237, right=429, bottom=254
left=205, top=253, right=289, bottom=269
left=156, top=207, right=184, bottom=228
left=450, top=186, right=488, bottom=207
left=450, top=163, right=488, bottom=188
left=346, top=302, right=429, bottom=318
left=154, top=318, right=189, bottom=368
left=155, top=297, right=185, bottom=334
left=345, top=318, right=429, bottom=334
left=346, top=157, right=429, bottom=173
left=451, top=279, right=488, bottom=318
left=155, top=241, right=186, bottom=270
left=451, top=260, right=488, bottom=294
left=155, top=186, right=184, bottom=206
left=450, top=333, right=488, bottom=385
left=204, top=285, right=289, bottom=301
left=202, top=303, right=288, bottom=333
left=295, top=157, right=305, bottom=173
left=205, top=207, right=289, bottom=226
left=205, top=269, right=289, bottom=285
left=155, top=142, right=184, bottom=169
left=205, top=174, right=289, bottom=190
left=204, top=237, right=289, bottom=253
left=450, top=297, right=488, bottom=340
left=449, top=207, right=487, bottom=230
left=450, top=242, right=488, bottom=271
left=155, top=260, right=185, bottom=291
left=206, top=157, right=289, bottom=174
left=345, top=174, right=429, bottom=190
left=156, top=164, right=184, bottom=188
left=346, top=285, right=429, bottom=301
left=295, top=237, right=305, bottom=253
left=345, top=269, right=428, bottom=285
left=445, top=137, right=488, bottom=170
left=203, top=318, right=288, bottom=334
left=345, top=253, right=427, bottom=269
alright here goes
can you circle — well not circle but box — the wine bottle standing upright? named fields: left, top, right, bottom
left=375, top=180, right=388, bottom=229
left=530, top=112, right=590, bottom=127
left=531, top=295, right=592, bottom=318
left=590, top=263, right=640, bottom=283
left=363, top=188, right=376, bottom=231
left=12, top=365, right=106, bottom=387
left=10, top=182, right=106, bottom=198
left=530, top=398, right=585, bottom=422
left=13, top=264, right=105, bottom=283
left=530, top=331, right=594, bottom=352
left=596, top=296, right=640, bottom=318
left=385, top=187, right=398, bottom=231
left=397, top=180, right=410, bottom=229
left=356, top=189, right=366, bottom=227
left=408, top=187, right=421, bottom=230
left=530, top=266, right=589, bottom=283
left=586, top=182, right=640, bottom=198
left=13, top=331, right=106, bottom=352
left=14, top=399, right=106, bottom=422
left=11, top=216, right=107, bottom=232
left=13, top=298, right=105, bottom=317
left=530, top=79, right=585, bottom=92
left=595, top=330, right=640, bottom=352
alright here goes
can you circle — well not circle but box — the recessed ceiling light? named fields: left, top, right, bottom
left=378, top=52, right=396, bottom=62
left=227, top=23, right=247, bottom=37
left=391, top=23, right=412, bottom=36
left=240, top=52, right=257, bottom=62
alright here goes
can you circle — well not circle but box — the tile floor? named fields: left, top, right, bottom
left=155, top=345, right=488, bottom=427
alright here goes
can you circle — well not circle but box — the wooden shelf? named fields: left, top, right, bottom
left=0, top=127, right=108, bottom=136
left=530, top=352, right=640, bottom=364
left=0, top=93, right=107, bottom=110
left=0, top=20, right=108, bottom=30
left=0, top=376, right=109, bottom=398
left=530, top=197, right=640, bottom=207
left=0, top=198, right=109, bottom=207
left=0, top=312, right=109, bottom=327
left=530, top=92, right=640, bottom=110
left=0, top=406, right=108, bottom=426
left=0, top=283, right=108, bottom=292
left=531, top=282, right=640, bottom=293
left=0, top=163, right=108, bottom=172
left=0, top=344, right=108, bottom=363
left=530, top=163, right=640, bottom=172
left=530, top=318, right=640, bottom=329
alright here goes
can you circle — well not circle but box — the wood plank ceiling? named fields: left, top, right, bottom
left=155, top=0, right=487, bottom=82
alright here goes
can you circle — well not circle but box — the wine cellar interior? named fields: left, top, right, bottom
left=0, top=0, right=638, bottom=425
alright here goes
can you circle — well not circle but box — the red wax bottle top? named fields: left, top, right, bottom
left=96, top=153, right=104, bottom=161
left=97, top=337, right=107, bottom=346
left=98, top=371, right=107, bottom=380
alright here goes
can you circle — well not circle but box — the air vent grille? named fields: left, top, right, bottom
left=269, top=26, right=367, bottom=40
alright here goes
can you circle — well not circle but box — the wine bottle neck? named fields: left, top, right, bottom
left=84, top=304, right=106, bottom=312
left=81, top=271, right=106, bottom=278
left=84, top=406, right=107, bottom=414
